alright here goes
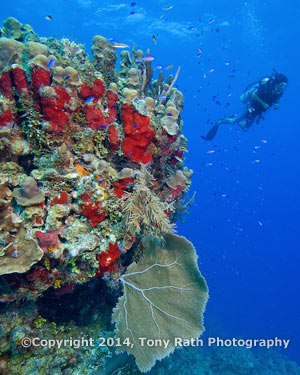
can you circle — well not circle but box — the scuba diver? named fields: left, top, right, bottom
left=202, top=71, right=288, bottom=140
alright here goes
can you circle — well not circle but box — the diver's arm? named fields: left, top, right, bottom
left=251, top=92, right=269, bottom=110
left=240, top=86, right=257, bottom=104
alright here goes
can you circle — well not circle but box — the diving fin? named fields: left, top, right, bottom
left=201, top=124, right=220, bottom=141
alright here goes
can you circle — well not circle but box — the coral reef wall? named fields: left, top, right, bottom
left=0, top=17, right=203, bottom=375
left=0, top=16, right=192, bottom=294
left=0, top=16, right=299, bottom=375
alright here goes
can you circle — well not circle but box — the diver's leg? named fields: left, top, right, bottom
left=236, top=110, right=255, bottom=132
left=202, top=109, right=251, bottom=140
left=202, top=115, right=237, bottom=140
left=237, top=120, right=249, bottom=131
left=215, top=116, right=236, bottom=126
left=202, top=116, right=236, bottom=140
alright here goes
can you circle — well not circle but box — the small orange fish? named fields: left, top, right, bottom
left=165, top=65, right=173, bottom=70
left=75, top=164, right=90, bottom=177
left=152, top=35, right=156, bottom=44
left=48, top=242, right=59, bottom=252
left=66, top=357, right=76, bottom=365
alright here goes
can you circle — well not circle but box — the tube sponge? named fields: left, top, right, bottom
left=112, top=233, right=209, bottom=372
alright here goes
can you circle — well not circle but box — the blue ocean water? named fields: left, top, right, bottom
left=2, top=0, right=299, bottom=369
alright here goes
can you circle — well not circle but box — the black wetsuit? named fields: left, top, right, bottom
left=244, top=77, right=283, bottom=127
left=202, top=74, right=286, bottom=140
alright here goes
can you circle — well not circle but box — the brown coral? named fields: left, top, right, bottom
left=0, top=37, right=23, bottom=70
left=121, top=166, right=175, bottom=236
left=0, top=228, right=43, bottom=276
left=12, top=176, right=45, bottom=206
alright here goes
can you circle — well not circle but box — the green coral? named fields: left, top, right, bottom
left=33, top=315, right=47, bottom=329
left=2, top=17, right=23, bottom=40
left=17, top=96, right=49, bottom=155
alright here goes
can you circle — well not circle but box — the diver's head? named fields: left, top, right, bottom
left=273, top=73, right=288, bottom=94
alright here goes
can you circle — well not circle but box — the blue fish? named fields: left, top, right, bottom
left=85, top=97, right=95, bottom=103
left=108, top=38, right=119, bottom=44
left=130, top=2, right=136, bottom=6
left=47, top=58, right=55, bottom=69
left=134, top=124, right=139, bottom=128
left=167, top=113, right=173, bottom=116
left=129, top=152, right=133, bottom=158
left=130, top=11, right=136, bottom=15
left=112, top=105, right=117, bottom=109
left=100, top=125, right=107, bottom=129
left=64, top=75, right=70, bottom=80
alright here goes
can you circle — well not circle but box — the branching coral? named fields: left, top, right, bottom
left=121, top=166, right=175, bottom=237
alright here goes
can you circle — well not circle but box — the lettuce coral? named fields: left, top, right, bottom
left=0, top=228, right=44, bottom=276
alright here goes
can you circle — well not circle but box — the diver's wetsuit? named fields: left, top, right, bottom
left=242, top=77, right=283, bottom=129
left=202, top=73, right=287, bottom=140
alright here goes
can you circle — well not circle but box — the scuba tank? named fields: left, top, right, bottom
left=240, top=75, right=274, bottom=105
